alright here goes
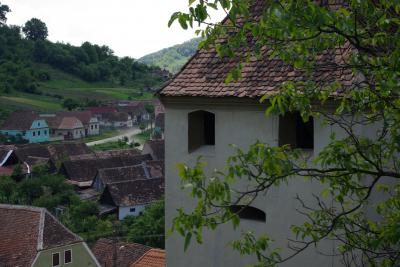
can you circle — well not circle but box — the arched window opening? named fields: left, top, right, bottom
left=188, top=110, right=215, bottom=152
left=229, top=205, right=266, bottom=222
left=279, top=112, right=314, bottom=149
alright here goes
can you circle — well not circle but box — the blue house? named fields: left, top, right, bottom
left=0, top=111, right=50, bottom=143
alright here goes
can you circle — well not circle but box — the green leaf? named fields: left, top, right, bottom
left=184, top=232, right=192, bottom=251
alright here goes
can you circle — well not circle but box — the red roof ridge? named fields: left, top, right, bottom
left=0, top=204, right=82, bottom=251
left=130, top=248, right=166, bottom=267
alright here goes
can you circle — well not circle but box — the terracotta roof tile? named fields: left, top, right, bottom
left=92, top=239, right=151, bottom=267
left=61, top=154, right=152, bottom=183
left=102, top=112, right=131, bottom=122
left=101, top=178, right=164, bottom=207
left=0, top=204, right=81, bottom=267
left=159, top=1, right=357, bottom=98
left=130, top=249, right=165, bottom=267
left=56, top=111, right=94, bottom=125
left=0, top=110, right=42, bottom=131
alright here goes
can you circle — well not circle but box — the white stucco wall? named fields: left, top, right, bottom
left=89, top=122, right=100, bottom=135
left=163, top=99, right=384, bottom=267
left=118, top=204, right=146, bottom=220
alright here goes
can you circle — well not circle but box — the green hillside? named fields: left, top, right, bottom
left=0, top=10, right=169, bottom=123
left=139, top=38, right=201, bottom=74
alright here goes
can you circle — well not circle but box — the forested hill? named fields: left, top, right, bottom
left=0, top=23, right=169, bottom=96
left=0, top=4, right=171, bottom=121
left=139, top=38, right=201, bottom=74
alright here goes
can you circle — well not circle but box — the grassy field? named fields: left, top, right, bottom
left=134, top=129, right=152, bottom=144
left=91, top=140, right=134, bottom=151
left=0, top=64, right=156, bottom=123
left=0, top=96, right=62, bottom=111
left=82, top=129, right=120, bottom=143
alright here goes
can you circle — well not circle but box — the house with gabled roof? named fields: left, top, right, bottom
left=92, top=160, right=164, bottom=192
left=157, top=1, right=374, bottom=266
left=92, top=238, right=151, bottom=267
left=99, top=177, right=164, bottom=220
left=0, top=143, right=92, bottom=175
left=0, top=204, right=100, bottom=267
left=56, top=111, right=100, bottom=136
left=0, top=111, right=50, bottom=143
left=93, top=164, right=147, bottom=192
left=101, top=112, right=133, bottom=128
left=142, top=140, right=164, bottom=160
left=60, top=154, right=152, bottom=187
left=45, top=115, right=85, bottom=140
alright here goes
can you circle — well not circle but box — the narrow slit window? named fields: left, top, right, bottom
left=64, top=250, right=72, bottom=264
left=188, top=110, right=215, bottom=152
left=52, top=253, right=60, bottom=267
left=279, top=112, right=314, bottom=149
left=229, top=205, right=266, bottom=222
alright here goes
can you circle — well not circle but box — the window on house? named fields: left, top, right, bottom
left=91, top=125, right=93, bottom=130
left=139, top=211, right=143, bottom=216
left=38, top=122, right=40, bottom=127
left=64, top=250, right=72, bottom=264
left=44, top=130, right=47, bottom=135
left=95, top=125, right=98, bottom=129
left=52, top=252, right=60, bottom=267
left=38, top=131, right=41, bottom=136
left=130, top=207, right=136, bottom=212
left=279, top=112, right=314, bottom=149
left=188, top=110, right=215, bottom=152
left=229, top=205, right=266, bottom=222
left=33, top=132, right=36, bottom=137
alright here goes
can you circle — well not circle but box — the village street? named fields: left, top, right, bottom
left=86, top=127, right=142, bottom=146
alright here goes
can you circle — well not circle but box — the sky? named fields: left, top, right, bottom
left=2, top=0, right=225, bottom=59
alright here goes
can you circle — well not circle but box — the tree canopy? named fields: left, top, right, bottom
left=170, top=1, right=400, bottom=266
left=22, top=18, right=48, bottom=41
left=0, top=2, right=10, bottom=25
left=0, top=6, right=168, bottom=97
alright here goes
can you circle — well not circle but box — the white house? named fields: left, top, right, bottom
left=99, top=178, right=164, bottom=220
left=158, top=2, right=383, bottom=267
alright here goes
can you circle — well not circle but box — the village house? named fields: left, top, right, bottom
left=57, top=111, right=100, bottom=136
left=130, top=249, right=165, bottom=267
left=142, top=140, right=164, bottom=160
left=100, top=112, right=133, bottom=128
left=0, top=111, right=50, bottom=143
left=92, top=238, right=151, bottom=267
left=0, top=143, right=92, bottom=176
left=44, top=115, right=85, bottom=140
left=93, top=165, right=147, bottom=192
left=116, top=102, right=151, bottom=125
left=60, top=153, right=152, bottom=187
left=0, top=204, right=100, bottom=267
left=92, top=160, right=164, bottom=192
left=157, top=2, right=376, bottom=266
left=99, top=177, right=164, bottom=220
left=86, top=106, right=118, bottom=121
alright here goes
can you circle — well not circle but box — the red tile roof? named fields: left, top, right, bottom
left=58, top=117, right=84, bottom=130
left=0, top=110, right=42, bottom=131
left=0, top=204, right=82, bottom=267
left=57, top=111, right=94, bottom=125
left=159, top=0, right=356, bottom=98
left=131, top=249, right=165, bottom=267
left=101, top=178, right=164, bottom=207
left=87, top=107, right=118, bottom=114
left=92, top=239, right=151, bottom=267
